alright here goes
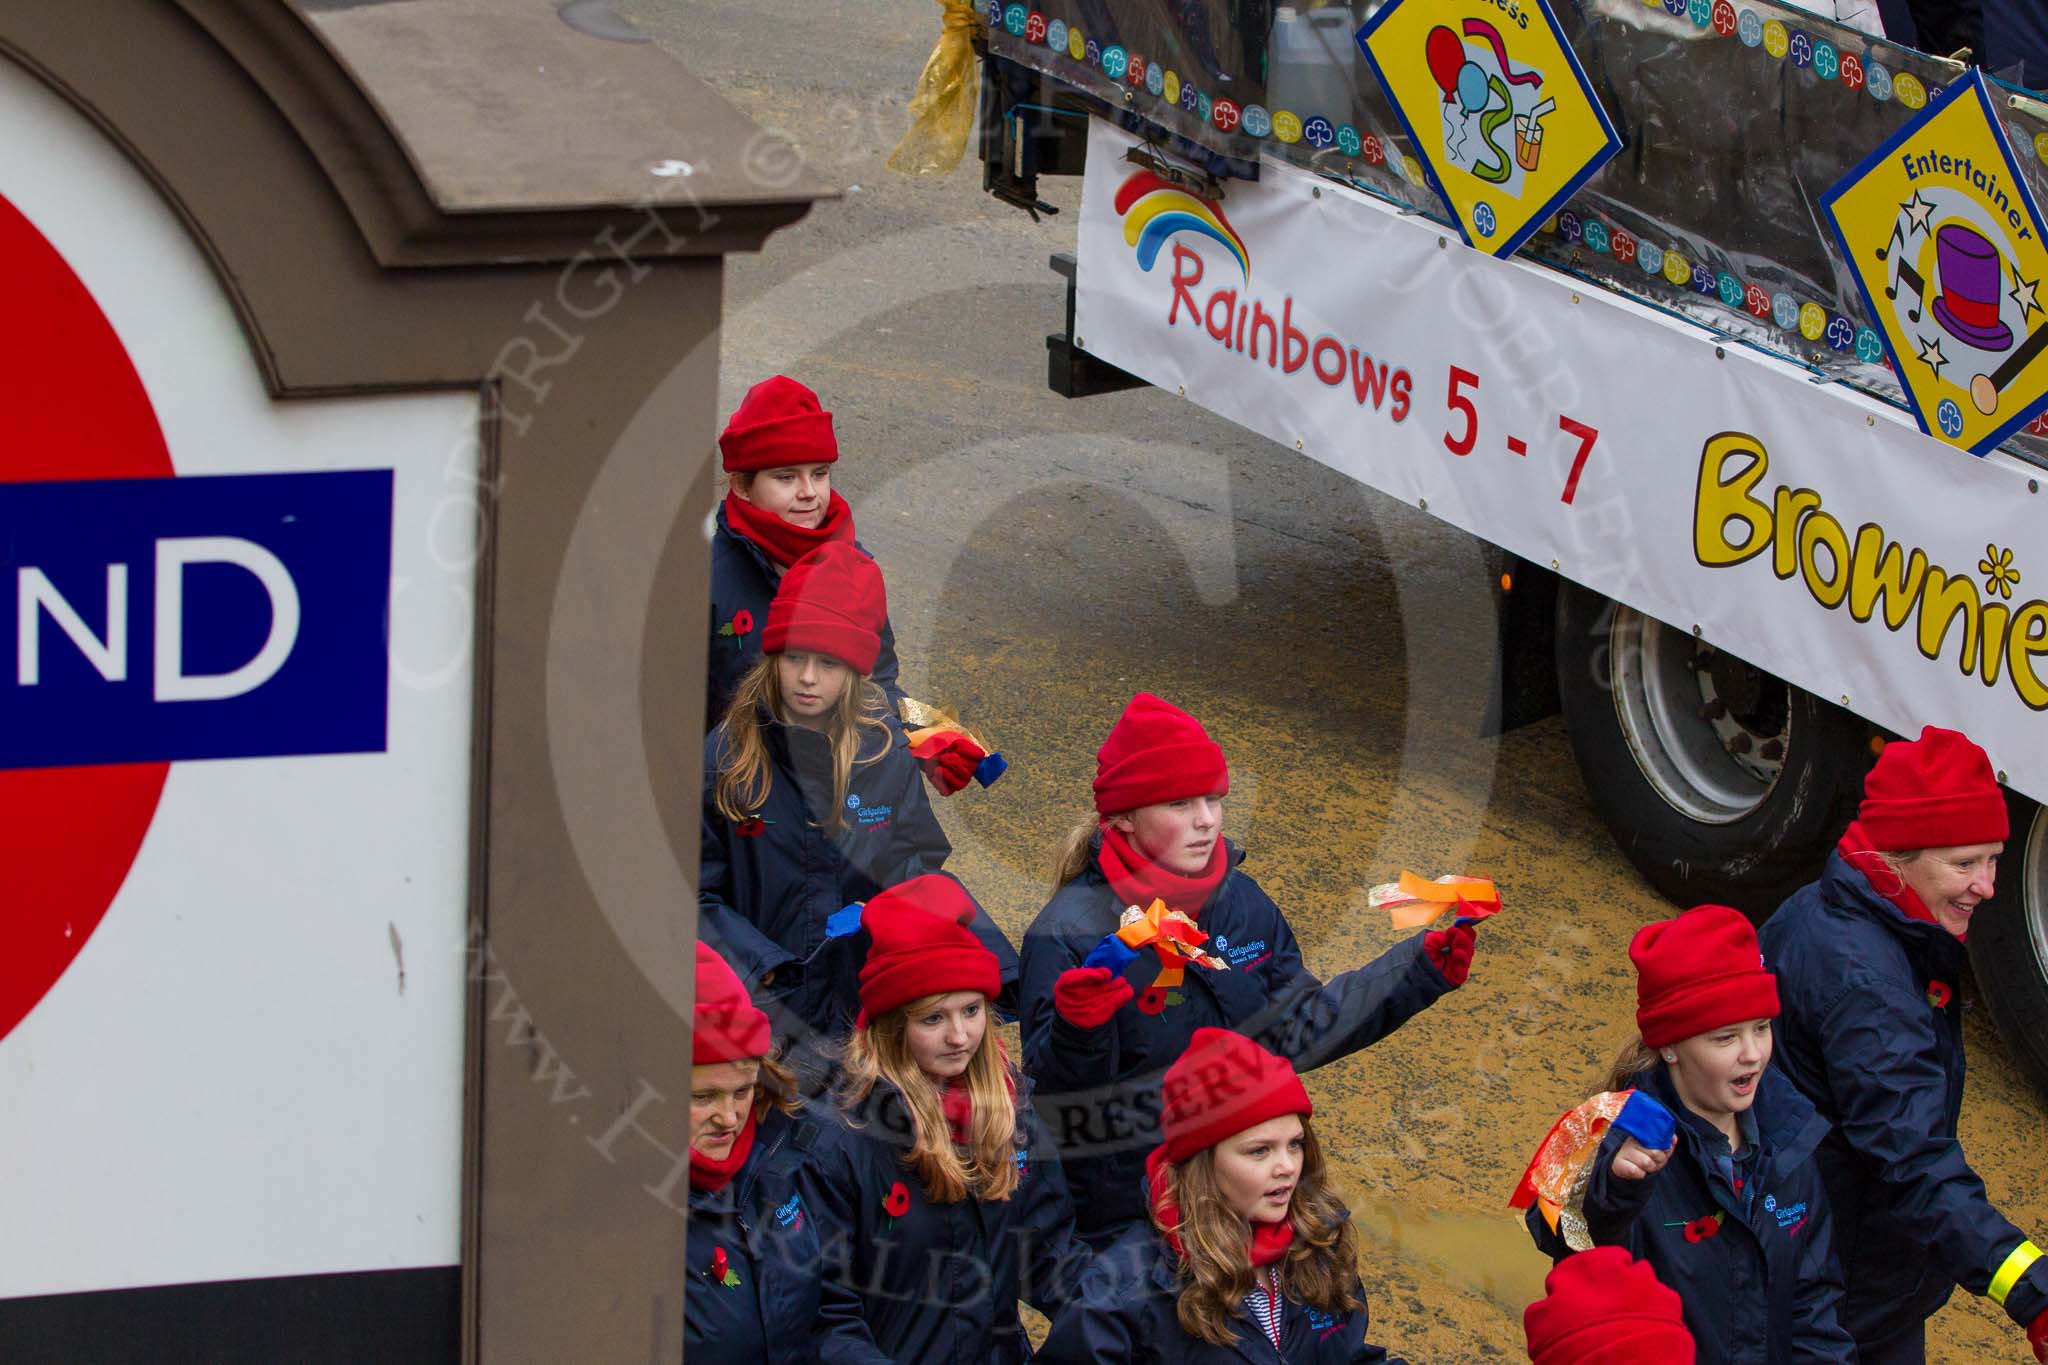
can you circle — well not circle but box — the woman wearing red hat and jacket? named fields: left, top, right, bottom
left=685, top=941, right=828, bottom=1363
left=1036, top=1028, right=1405, bottom=1363
left=1758, top=726, right=2048, bottom=1365
left=1524, top=906, right=1854, bottom=1364
left=801, top=874, right=1089, bottom=1364
left=707, top=375, right=904, bottom=730
left=1017, top=692, right=1474, bottom=1246
left=1523, top=1246, right=1696, bottom=1364
left=699, top=545, right=1012, bottom=1084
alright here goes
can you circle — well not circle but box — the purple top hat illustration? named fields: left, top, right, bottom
left=1931, top=223, right=2015, bottom=353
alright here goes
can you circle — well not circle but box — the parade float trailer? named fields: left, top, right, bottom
left=982, top=0, right=2048, bottom=1096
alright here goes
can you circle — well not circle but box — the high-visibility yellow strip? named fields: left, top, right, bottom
left=1989, top=1240, right=2042, bottom=1305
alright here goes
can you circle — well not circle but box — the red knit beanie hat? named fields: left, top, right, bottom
left=1092, top=693, right=1230, bottom=816
left=719, top=375, right=838, bottom=473
left=855, top=874, right=1002, bottom=1027
left=694, top=941, right=772, bottom=1064
left=1631, top=906, right=1780, bottom=1049
left=1156, top=1028, right=1312, bottom=1164
left=762, top=542, right=886, bottom=677
left=1858, top=725, right=2008, bottom=851
left=1524, top=1247, right=1695, bottom=1364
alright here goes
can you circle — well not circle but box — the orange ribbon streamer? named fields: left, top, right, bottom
left=1113, top=898, right=1226, bottom=988
left=1372, top=872, right=1502, bottom=929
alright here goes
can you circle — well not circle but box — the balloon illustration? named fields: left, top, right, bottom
left=1425, top=26, right=1466, bottom=103
left=1457, top=60, right=1490, bottom=113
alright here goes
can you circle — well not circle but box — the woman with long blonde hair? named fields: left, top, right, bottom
left=1037, top=1028, right=1403, bottom=1363
left=801, top=875, right=1088, bottom=1363
left=699, top=544, right=1001, bottom=1084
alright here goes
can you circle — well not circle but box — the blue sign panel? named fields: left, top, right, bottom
left=2, top=469, right=393, bottom=769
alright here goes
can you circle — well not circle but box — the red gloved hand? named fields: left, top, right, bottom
left=2029, top=1307, right=2047, bottom=1362
left=1424, top=921, right=1476, bottom=987
left=911, top=731, right=987, bottom=797
left=1054, top=966, right=1134, bottom=1028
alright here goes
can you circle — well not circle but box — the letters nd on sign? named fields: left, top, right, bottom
left=3, top=469, right=394, bottom=769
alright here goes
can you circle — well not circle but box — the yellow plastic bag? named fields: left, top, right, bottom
left=888, top=0, right=983, bottom=176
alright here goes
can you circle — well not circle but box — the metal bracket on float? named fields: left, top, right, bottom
left=1045, top=251, right=1147, bottom=398
left=1121, top=145, right=1224, bottom=202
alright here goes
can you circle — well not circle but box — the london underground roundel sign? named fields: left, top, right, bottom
left=0, top=191, right=171, bottom=1045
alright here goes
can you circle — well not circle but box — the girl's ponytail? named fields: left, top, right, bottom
left=1051, top=816, right=1103, bottom=887
left=1600, top=1035, right=1661, bottom=1096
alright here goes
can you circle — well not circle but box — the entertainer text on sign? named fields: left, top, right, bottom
left=1355, top=0, right=1619, bottom=257
left=1823, top=72, right=2048, bottom=454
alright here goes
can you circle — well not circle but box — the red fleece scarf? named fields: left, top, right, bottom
left=1145, top=1145, right=1297, bottom=1267
left=940, top=1074, right=1016, bottom=1146
left=688, top=1110, right=758, bottom=1193
left=1838, top=819, right=1947, bottom=934
left=942, top=1079, right=975, bottom=1146
left=1098, top=826, right=1227, bottom=920
left=723, top=488, right=854, bottom=569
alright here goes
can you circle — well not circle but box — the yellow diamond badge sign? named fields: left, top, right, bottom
left=1823, top=72, right=2048, bottom=455
left=1355, top=0, right=1619, bottom=257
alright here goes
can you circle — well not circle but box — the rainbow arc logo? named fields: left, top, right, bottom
left=1115, top=171, right=1249, bottom=281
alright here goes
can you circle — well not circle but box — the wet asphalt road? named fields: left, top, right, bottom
left=627, top=0, right=2048, bottom=1356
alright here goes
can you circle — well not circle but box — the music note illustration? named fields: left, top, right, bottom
left=1885, top=257, right=1926, bottom=323
left=1875, top=221, right=1905, bottom=263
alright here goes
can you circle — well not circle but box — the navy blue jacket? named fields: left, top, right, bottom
left=800, top=1077, right=1091, bottom=1364
left=1036, top=1218, right=1404, bottom=1364
left=1018, top=843, right=1456, bottom=1242
left=707, top=509, right=904, bottom=732
left=1759, top=852, right=2048, bottom=1342
left=1526, top=1065, right=1854, bottom=1364
left=699, top=711, right=1016, bottom=1074
left=685, top=1106, right=828, bottom=1363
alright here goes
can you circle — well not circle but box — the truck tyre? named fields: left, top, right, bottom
left=1554, top=581, right=1871, bottom=916
left=1968, top=797, right=2048, bottom=1100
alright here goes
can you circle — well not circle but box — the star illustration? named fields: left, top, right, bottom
left=2010, top=271, right=2041, bottom=320
left=1900, top=191, right=1935, bottom=235
left=1916, top=333, right=1949, bottom=378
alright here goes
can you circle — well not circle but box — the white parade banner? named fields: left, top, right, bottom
left=1077, top=117, right=2048, bottom=805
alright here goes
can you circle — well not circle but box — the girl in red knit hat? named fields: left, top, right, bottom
left=1523, top=1246, right=1695, bottom=1364
left=700, top=545, right=1013, bottom=1087
left=1017, top=691, right=1476, bottom=1247
left=684, top=941, right=825, bottom=1363
left=799, top=874, right=1088, bottom=1363
left=1758, top=726, right=2047, bottom=1365
left=1522, top=905, right=1855, bottom=1363
left=706, top=375, right=907, bottom=730
left=709, top=375, right=992, bottom=792
left=1036, top=1028, right=1406, bottom=1363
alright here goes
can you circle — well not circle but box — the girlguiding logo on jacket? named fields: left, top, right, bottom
left=1211, top=933, right=1271, bottom=970
left=774, top=1192, right=804, bottom=1234
left=1771, top=1197, right=1810, bottom=1234
left=848, top=791, right=893, bottom=829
